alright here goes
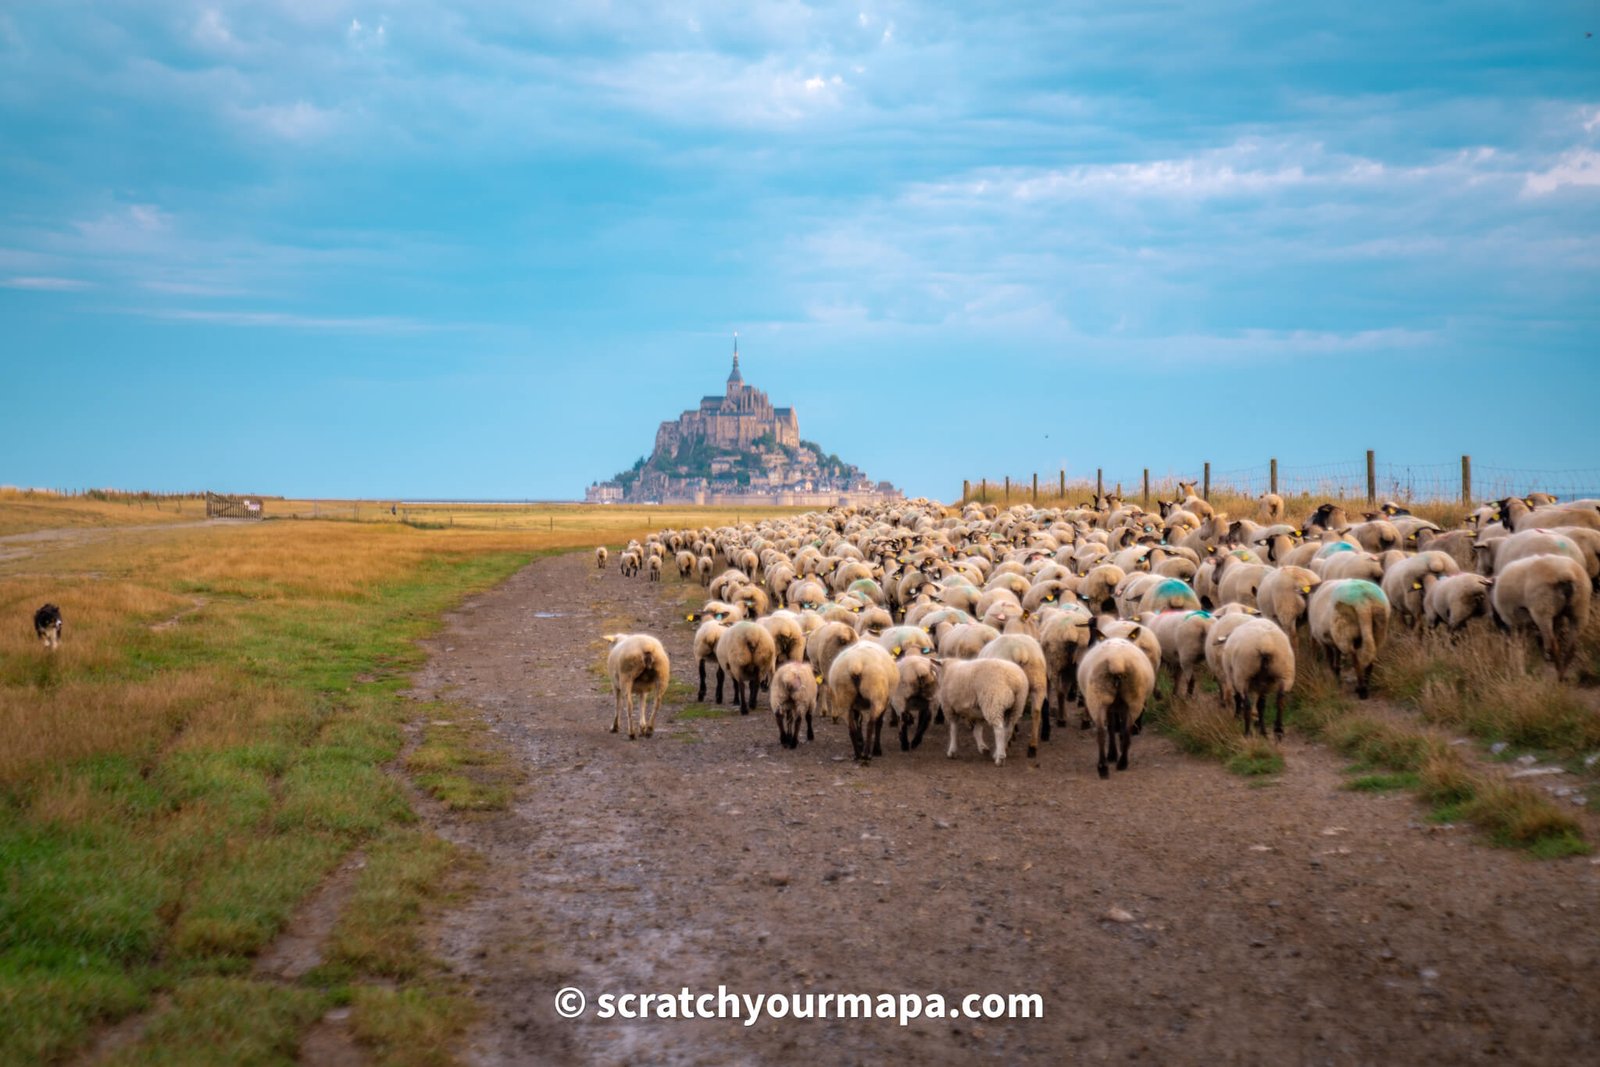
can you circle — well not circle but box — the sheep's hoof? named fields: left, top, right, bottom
left=1116, top=757, right=1128, bottom=771
left=609, top=724, right=618, bottom=733
left=1097, top=764, right=1109, bottom=779
left=1026, top=744, right=1037, bottom=759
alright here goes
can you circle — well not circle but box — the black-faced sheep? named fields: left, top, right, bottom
left=1490, top=555, right=1592, bottom=680
left=603, top=633, right=670, bottom=739
left=769, top=661, right=817, bottom=749
left=1076, top=636, right=1157, bottom=779
left=828, top=641, right=898, bottom=763
left=1307, top=579, right=1391, bottom=698
left=716, top=621, right=777, bottom=715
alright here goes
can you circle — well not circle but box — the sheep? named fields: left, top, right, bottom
left=647, top=555, right=663, bottom=582
left=1139, top=576, right=1202, bottom=615
left=936, top=658, right=1030, bottom=766
left=1490, top=555, right=1592, bottom=680
left=1308, top=579, right=1391, bottom=698
left=1348, top=520, right=1401, bottom=553
left=1474, top=529, right=1589, bottom=578
left=1497, top=496, right=1600, bottom=533
left=1146, top=609, right=1212, bottom=698
left=34, top=603, right=63, bottom=650
left=595, top=546, right=609, bottom=570
left=938, top=622, right=1001, bottom=660
left=602, top=634, right=670, bottom=739
left=1380, top=550, right=1461, bottom=627
left=1095, top=616, right=1162, bottom=679
left=1414, top=528, right=1476, bottom=572
left=1215, top=563, right=1270, bottom=609
left=715, top=621, right=777, bottom=715
left=697, top=555, right=715, bottom=586
left=1255, top=566, right=1321, bottom=638
left=1316, top=550, right=1384, bottom=582
left=1303, top=503, right=1349, bottom=535
left=675, top=550, right=697, bottom=579
left=1203, top=611, right=1267, bottom=704
left=804, top=621, right=860, bottom=722
left=889, top=654, right=940, bottom=751
left=759, top=611, right=808, bottom=665
left=878, top=625, right=936, bottom=659
left=1076, top=636, right=1157, bottom=779
left=1258, top=492, right=1285, bottom=523
left=692, top=618, right=728, bottom=702
left=1039, top=606, right=1094, bottom=727
left=1218, top=619, right=1295, bottom=739
left=619, top=550, right=642, bottom=578
left=855, top=605, right=894, bottom=637
left=978, top=633, right=1049, bottom=757
left=1077, top=563, right=1126, bottom=614
left=828, top=641, right=899, bottom=763
left=768, top=661, right=818, bottom=749
left=1424, top=573, right=1495, bottom=632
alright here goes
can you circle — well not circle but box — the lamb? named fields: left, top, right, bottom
left=1380, top=550, right=1461, bottom=627
left=804, top=621, right=860, bottom=722
left=978, top=633, right=1050, bottom=758
left=1076, top=636, right=1157, bottom=779
left=1423, top=573, right=1494, bottom=632
left=768, top=661, right=818, bottom=749
left=1307, top=579, right=1391, bottom=698
left=692, top=618, right=728, bottom=702
left=1490, top=555, right=1592, bottom=680
left=889, top=654, right=939, bottom=751
left=1217, top=618, right=1295, bottom=738
left=936, top=658, right=1030, bottom=766
left=1255, top=566, right=1321, bottom=637
left=827, top=641, right=899, bottom=763
left=602, top=633, right=670, bottom=739
left=34, top=603, right=63, bottom=650
left=715, top=621, right=778, bottom=715
left=595, top=546, right=609, bottom=570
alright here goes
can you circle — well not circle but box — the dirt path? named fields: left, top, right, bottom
left=411, top=552, right=1600, bottom=1066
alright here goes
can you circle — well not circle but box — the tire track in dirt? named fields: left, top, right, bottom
left=413, top=551, right=1600, bottom=1066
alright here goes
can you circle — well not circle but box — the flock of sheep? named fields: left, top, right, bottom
left=596, top=486, right=1597, bottom=779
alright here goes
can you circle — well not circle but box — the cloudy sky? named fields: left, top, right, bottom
left=3, top=2, right=1597, bottom=500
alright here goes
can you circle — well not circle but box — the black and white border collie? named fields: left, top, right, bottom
left=34, top=603, right=63, bottom=650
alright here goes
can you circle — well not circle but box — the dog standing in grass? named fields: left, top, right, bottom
left=34, top=603, right=63, bottom=650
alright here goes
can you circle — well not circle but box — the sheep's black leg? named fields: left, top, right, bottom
left=715, top=667, right=725, bottom=705
left=1105, top=709, right=1121, bottom=764
left=1255, top=694, right=1268, bottom=737
left=1117, top=708, right=1132, bottom=771
left=1096, top=724, right=1109, bottom=780
left=871, top=714, right=884, bottom=758
left=911, top=706, right=931, bottom=750
left=698, top=659, right=708, bottom=702
left=848, top=709, right=868, bottom=763
left=899, top=716, right=912, bottom=752
left=1040, top=704, right=1052, bottom=742
left=805, top=709, right=814, bottom=742
left=1273, top=691, right=1286, bottom=740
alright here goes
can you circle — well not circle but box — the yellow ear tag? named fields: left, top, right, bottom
left=1412, top=582, right=1422, bottom=590
left=814, top=674, right=824, bottom=684
left=1301, top=586, right=1311, bottom=593
left=893, top=646, right=902, bottom=655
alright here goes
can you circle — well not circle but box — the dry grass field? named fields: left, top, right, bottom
left=0, top=497, right=800, bottom=1063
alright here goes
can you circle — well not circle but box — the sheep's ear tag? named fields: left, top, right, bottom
left=892, top=646, right=902, bottom=656
left=1412, top=581, right=1423, bottom=590
left=814, top=674, right=824, bottom=684
left=1301, top=586, right=1311, bottom=593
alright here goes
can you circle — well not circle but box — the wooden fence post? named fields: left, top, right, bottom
left=1270, top=457, right=1278, bottom=495
left=1366, top=449, right=1376, bottom=505
left=1096, top=468, right=1103, bottom=502
left=981, top=478, right=987, bottom=502
left=1004, top=476, right=1011, bottom=505
left=963, top=479, right=970, bottom=502
left=1032, top=472, right=1038, bottom=503
left=1461, top=455, right=1472, bottom=505
left=1203, top=462, right=1211, bottom=501
left=1142, top=468, right=1150, bottom=507
left=1059, top=469, right=1065, bottom=500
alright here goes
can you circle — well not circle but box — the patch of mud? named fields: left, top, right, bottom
left=254, top=851, right=367, bottom=981
left=414, top=552, right=1600, bottom=1065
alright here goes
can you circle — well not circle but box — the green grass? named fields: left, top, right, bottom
left=406, top=709, right=520, bottom=812
left=1158, top=695, right=1286, bottom=779
left=675, top=703, right=731, bottom=721
left=1345, top=771, right=1422, bottom=792
left=0, top=531, right=548, bottom=1062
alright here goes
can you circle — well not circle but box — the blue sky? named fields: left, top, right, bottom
left=3, top=2, right=1597, bottom=500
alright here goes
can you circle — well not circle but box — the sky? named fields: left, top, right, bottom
left=2, top=1, right=1598, bottom=501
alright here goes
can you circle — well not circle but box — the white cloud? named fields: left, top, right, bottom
left=192, top=9, right=233, bottom=50
left=1584, top=107, right=1600, bottom=135
left=2, top=276, right=90, bottom=291
left=141, top=308, right=443, bottom=334
left=1523, top=149, right=1600, bottom=195
left=236, top=100, right=340, bottom=141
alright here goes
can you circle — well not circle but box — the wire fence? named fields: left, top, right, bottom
left=962, top=455, right=1600, bottom=508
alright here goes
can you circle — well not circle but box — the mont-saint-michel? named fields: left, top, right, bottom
left=586, top=345, right=902, bottom=507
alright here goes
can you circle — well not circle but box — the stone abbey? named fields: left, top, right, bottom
left=585, top=343, right=901, bottom=507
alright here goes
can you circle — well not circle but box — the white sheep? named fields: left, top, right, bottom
left=602, top=633, right=670, bottom=739
left=692, top=618, right=728, bottom=702
left=768, top=661, right=818, bottom=749
left=828, top=641, right=899, bottom=763
left=1490, top=555, right=1592, bottom=680
left=1255, top=566, right=1321, bottom=638
left=978, top=633, right=1049, bottom=758
left=1076, top=636, right=1157, bottom=779
left=889, top=654, right=940, bottom=752
left=595, top=546, right=609, bottom=570
left=805, top=621, right=860, bottom=722
left=1307, top=579, right=1391, bottom=698
left=936, top=657, right=1029, bottom=766
left=1146, top=609, right=1213, bottom=698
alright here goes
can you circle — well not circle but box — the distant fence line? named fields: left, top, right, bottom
left=961, top=454, right=1600, bottom=508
